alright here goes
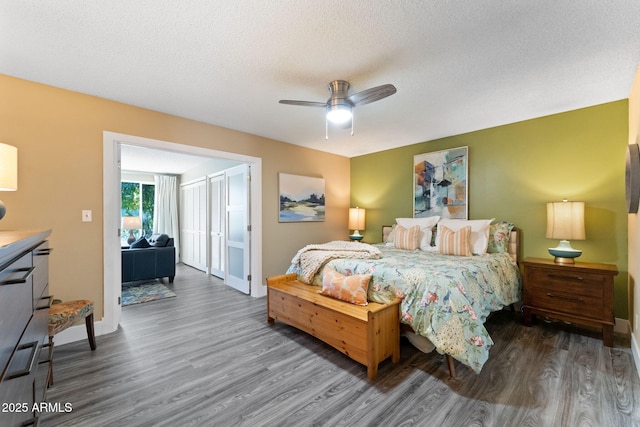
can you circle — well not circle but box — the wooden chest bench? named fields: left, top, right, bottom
left=267, top=273, right=401, bottom=380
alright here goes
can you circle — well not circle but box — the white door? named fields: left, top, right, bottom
left=180, top=179, right=207, bottom=271
left=225, top=164, right=250, bottom=294
left=209, top=173, right=225, bottom=278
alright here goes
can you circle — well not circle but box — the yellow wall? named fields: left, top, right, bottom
left=629, top=65, right=640, bottom=345
left=0, top=74, right=350, bottom=319
left=352, top=101, right=629, bottom=318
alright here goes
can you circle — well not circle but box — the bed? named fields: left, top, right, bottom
left=284, top=218, right=522, bottom=374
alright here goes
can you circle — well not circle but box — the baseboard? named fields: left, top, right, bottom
left=50, top=318, right=114, bottom=347
left=632, top=333, right=640, bottom=381
left=618, top=317, right=640, bottom=381
left=615, top=317, right=630, bottom=335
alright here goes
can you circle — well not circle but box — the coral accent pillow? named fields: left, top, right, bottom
left=393, top=224, right=421, bottom=250
left=438, top=225, right=472, bottom=256
left=320, top=267, right=370, bottom=306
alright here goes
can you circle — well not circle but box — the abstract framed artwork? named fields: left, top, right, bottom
left=413, top=146, right=468, bottom=219
left=279, top=173, right=326, bottom=222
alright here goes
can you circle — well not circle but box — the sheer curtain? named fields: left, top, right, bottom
left=154, top=174, right=180, bottom=262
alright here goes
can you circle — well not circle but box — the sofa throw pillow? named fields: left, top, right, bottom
left=437, top=225, right=472, bottom=256
left=320, top=267, right=370, bottom=306
left=129, top=236, right=150, bottom=248
left=393, top=225, right=421, bottom=250
left=487, top=221, right=515, bottom=254
left=149, top=233, right=170, bottom=247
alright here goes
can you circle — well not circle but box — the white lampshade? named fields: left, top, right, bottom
left=0, top=143, right=18, bottom=191
left=0, top=143, right=17, bottom=220
left=122, top=216, right=142, bottom=229
left=546, top=200, right=585, bottom=240
left=349, top=207, right=366, bottom=230
left=348, top=207, right=366, bottom=241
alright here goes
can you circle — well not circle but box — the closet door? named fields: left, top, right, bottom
left=209, top=174, right=225, bottom=278
left=180, top=179, right=207, bottom=271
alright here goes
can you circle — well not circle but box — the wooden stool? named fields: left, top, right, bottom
left=47, top=299, right=96, bottom=387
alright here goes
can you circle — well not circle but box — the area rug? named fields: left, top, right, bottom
left=122, top=282, right=176, bottom=306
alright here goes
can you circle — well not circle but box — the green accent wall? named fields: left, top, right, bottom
left=351, top=100, right=629, bottom=319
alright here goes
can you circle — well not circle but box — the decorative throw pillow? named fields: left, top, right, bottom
left=436, top=218, right=494, bottom=255
left=129, top=236, right=150, bottom=248
left=149, top=233, right=170, bottom=247
left=393, top=224, right=421, bottom=250
left=437, top=225, right=472, bottom=256
left=320, top=267, right=370, bottom=306
left=487, top=221, right=515, bottom=253
left=384, top=224, right=397, bottom=244
left=396, top=216, right=440, bottom=250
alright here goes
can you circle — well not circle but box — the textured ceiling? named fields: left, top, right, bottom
left=2, top=1, right=640, bottom=158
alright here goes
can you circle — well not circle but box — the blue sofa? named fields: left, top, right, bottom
left=121, top=234, right=176, bottom=283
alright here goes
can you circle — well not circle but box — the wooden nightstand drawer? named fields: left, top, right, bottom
left=526, top=267, right=605, bottom=298
left=525, top=285, right=602, bottom=319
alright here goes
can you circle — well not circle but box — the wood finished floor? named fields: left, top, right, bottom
left=42, top=264, right=640, bottom=427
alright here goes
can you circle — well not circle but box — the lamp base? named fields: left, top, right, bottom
left=548, top=240, right=582, bottom=264
left=0, top=199, right=5, bottom=220
left=127, top=230, right=136, bottom=245
left=349, top=230, right=363, bottom=241
left=552, top=256, right=579, bottom=264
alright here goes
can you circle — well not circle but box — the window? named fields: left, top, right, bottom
left=121, top=182, right=155, bottom=240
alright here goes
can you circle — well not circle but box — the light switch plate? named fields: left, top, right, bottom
left=82, top=210, right=92, bottom=222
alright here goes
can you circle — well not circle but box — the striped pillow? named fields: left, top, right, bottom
left=320, top=267, right=370, bottom=306
left=393, top=225, right=421, bottom=250
left=438, top=225, right=472, bottom=256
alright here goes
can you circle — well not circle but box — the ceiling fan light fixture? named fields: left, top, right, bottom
left=326, top=104, right=352, bottom=124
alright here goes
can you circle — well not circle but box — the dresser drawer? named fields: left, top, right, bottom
left=0, top=309, right=48, bottom=427
left=0, top=252, right=35, bottom=377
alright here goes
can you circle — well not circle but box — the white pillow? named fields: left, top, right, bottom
left=396, top=216, right=440, bottom=250
left=435, top=218, right=494, bottom=255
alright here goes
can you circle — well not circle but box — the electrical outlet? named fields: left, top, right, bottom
left=82, top=210, right=92, bottom=222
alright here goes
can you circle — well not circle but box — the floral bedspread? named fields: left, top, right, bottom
left=286, top=245, right=522, bottom=373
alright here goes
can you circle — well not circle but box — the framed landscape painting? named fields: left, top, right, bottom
left=413, top=146, right=468, bottom=219
left=279, top=173, right=325, bottom=222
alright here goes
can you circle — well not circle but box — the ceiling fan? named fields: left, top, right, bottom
left=279, top=80, right=397, bottom=139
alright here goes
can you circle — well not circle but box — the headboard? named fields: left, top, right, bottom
left=381, top=225, right=521, bottom=264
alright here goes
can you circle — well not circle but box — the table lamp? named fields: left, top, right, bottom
left=122, top=216, right=142, bottom=244
left=546, top=199, right=585, bottom=264
left=349, top=207, right=366, bottom=241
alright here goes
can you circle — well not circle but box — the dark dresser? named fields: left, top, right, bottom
left=0, top=230, right=52, bottom=427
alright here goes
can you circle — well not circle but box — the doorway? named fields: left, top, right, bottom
left=102, top=131, right=263, bottom=335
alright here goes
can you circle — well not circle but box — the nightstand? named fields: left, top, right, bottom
left=522, top=257, right=618, bottom=346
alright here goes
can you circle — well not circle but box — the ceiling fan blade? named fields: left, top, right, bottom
left=279, top=100, right=327, bottom=107
left=348, top=84, right=397, bottom=106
